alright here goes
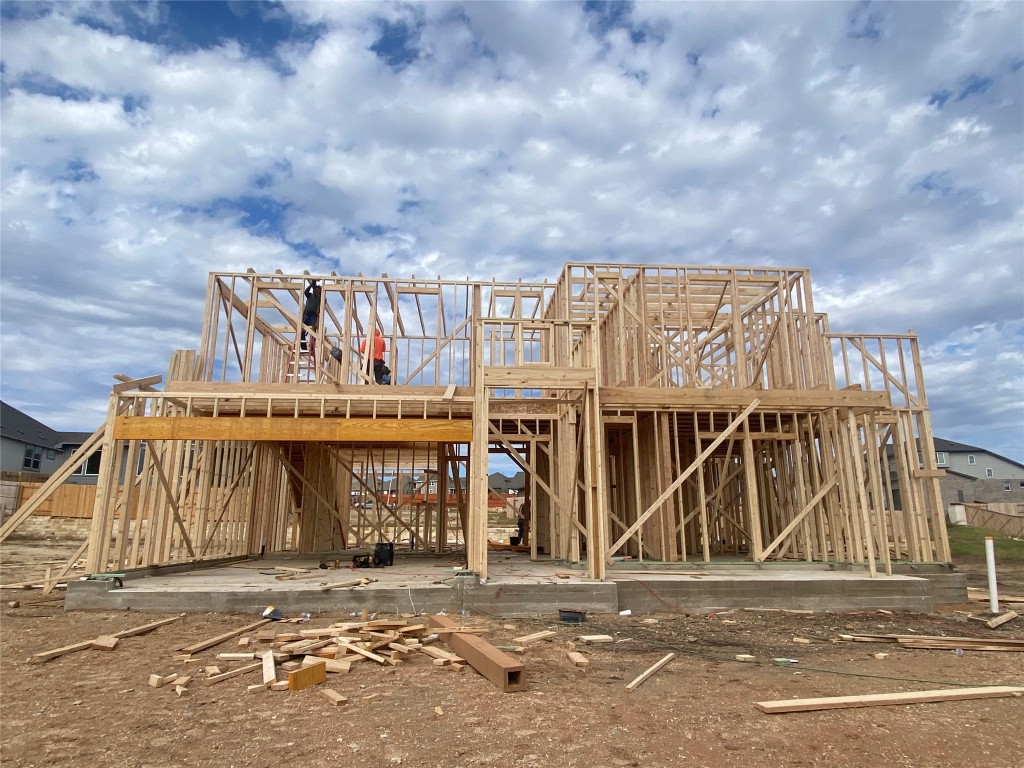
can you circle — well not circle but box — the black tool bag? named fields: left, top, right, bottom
left=373, top=542, right=395, bottom=567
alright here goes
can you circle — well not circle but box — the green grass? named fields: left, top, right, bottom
left=946, top=523, right=1024, bottom=562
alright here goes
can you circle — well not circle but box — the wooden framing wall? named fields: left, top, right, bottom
left=30, top=263, right=948, bottom=579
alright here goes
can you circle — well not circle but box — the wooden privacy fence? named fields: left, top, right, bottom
left=964, top=503, right=1024, bottom=538
left=17, top=483, right=97, bottom=519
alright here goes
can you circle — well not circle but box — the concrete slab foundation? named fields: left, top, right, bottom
left=64, top=552, right=966, bottom=617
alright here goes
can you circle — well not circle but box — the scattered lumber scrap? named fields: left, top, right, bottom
left=567, top=651, right=589, bottom=667
left=206, top=662, right=262, bottom=685
left=178, top=619, right=273, bottom=654
left=577, top=634, right=614, bottom=644
left=839, top=633, right=1024, bottom=652
left=511, top=630, right=557, bottom=645
left=261, top=650, right=276, bottom=687
left=419, top=645, right=464, bottom=666
left=91, top=636, right=120, bottom=651
left=320, top=689, right=348, bottom=706
left=755, top=686, right=1024, bottom=714
left=30, top=614, right=185, bottom=663
left=896, top=638, right=1023, bottom=652
left=148, top=673, right=177, bottom=688
left=428, top=614, right=525, bottom=692
left=987, top=611, right=1019, bottom=629
left=320, top=579, right=373, bottom=591
left=625, top=653, right=675, bottom=692
left=967, top=587, right=1024, bottom=603
left=288, top=660, right=326, bottom=691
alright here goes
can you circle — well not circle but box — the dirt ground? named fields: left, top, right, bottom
left=2, top=536, right=1022, bottom=768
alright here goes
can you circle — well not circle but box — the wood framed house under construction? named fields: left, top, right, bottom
left=1, top=263, right=950, bottom=582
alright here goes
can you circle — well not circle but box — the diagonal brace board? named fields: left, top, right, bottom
left=606, top=400, right=760, bottom=558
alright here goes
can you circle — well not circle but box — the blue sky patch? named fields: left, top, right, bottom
left=847, top=2, right=884, bottom=40
left=956, top=74, right=993, bottom=101
left=370, top=18, right=421, bottom=70
left=59, top=159, right=99, bottom=183
left=10, top=72, right=94, bottom=102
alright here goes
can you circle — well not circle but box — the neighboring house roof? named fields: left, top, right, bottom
left=932, top=437, right=985, bottom=453
left=944, top=469, right=977, bottom=481
left=0, top=400, right=61, bottom=448
left=56, top=431, right=94, bottom=446
left=936, top=438, right=1024, bottom=471
left=886, top=436, right=1024, bottom=471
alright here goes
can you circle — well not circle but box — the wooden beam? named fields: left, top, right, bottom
left=600, top=387, right=890, bottom=411
left=485, top=367, right=596, bottom=389
left=607, top=400, right=759, bottom=558
left=755, top=686, right=1024, bottom=714
left=112, top=374, right=163, bottom=394
left=625, top=653, right=675, bottom=692
left=179, top=619, right=273, bottom=654
left=428, top=615, right=524, bottom=692
left=114, top=416, right=473, bottom=442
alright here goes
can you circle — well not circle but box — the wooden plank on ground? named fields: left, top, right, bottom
left=91, top=636, right=120, bottom=651
left=205, top=662, right=262, bottom=685
left=320, top=688, right=348, bottom=706
left=755, top=686, right=1024, bottom=714
left=288, top=660, right=327, bottom=691
left=179, top=619, right=273, bottom=654
left=30, top=639, right=100, bottom=664
left=428, top=614, right=525, bottom=693
left=625, top=653, right=675, bottom=692
left=987, top=611, right=1019, bottom=629
left=261, top=650, right=276, bottom=687
left=29, top=612, right=185, bottom=663
left=511, top=630, right=556, bottom=644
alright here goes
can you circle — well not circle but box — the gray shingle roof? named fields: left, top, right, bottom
left=0, top=400, right=61, bottom=448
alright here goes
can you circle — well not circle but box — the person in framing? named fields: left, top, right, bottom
left=360, top=328, right=390, bottom=384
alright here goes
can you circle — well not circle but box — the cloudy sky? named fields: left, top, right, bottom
left=1, top=0, right=1022, bottom=462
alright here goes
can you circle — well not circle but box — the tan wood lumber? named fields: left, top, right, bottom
left=205, top=662, right=262, bottom=685
left=30, top=640, right=97, bottom=664
left=114, top=415, right=472, bottom=442
left=986, top=611, right=1019, bottom=629
left=510, top=630, right=557, bottom=644
left=320, top=688, right=348, bottom=706
left=625, top=653, right=675, bottom=692
left=261, top=650, right=276, bottom=687
left=428, top=614, right=525, bottom=692
left=178, top=619, right=273, bottom=654
left=756, top=686, right=1024, bottom=714
left=0, top=424, right=104, bottom=543
left=29, top=615, right=185, bottom=663
left=599, top=387, right=889, bottom=410
left=287, top=660, right=327, bottom=691
left=91, top=636, right=120, bottom=651
left=567, top=651, right=589, bottom=667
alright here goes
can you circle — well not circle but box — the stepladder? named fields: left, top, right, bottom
left=286, top=338, right=317, bottom=383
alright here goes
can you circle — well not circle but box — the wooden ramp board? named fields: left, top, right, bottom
left=428, top=615, right=524, bottom=693
left=755, top=686, right=1024, bottom=714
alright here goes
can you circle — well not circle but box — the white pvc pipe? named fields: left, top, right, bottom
left=985, top=536, right=999, bottom=614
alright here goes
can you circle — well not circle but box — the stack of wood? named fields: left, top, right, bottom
left=839, top=633, right=1024, bottom=652
left=149, top=615, right=525, bottom=697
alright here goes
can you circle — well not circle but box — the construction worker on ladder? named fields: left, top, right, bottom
left=300, top=280, right=321, bottom=351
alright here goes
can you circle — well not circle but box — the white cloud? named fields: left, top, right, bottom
left=0, top=0, right=1021, bottom=462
